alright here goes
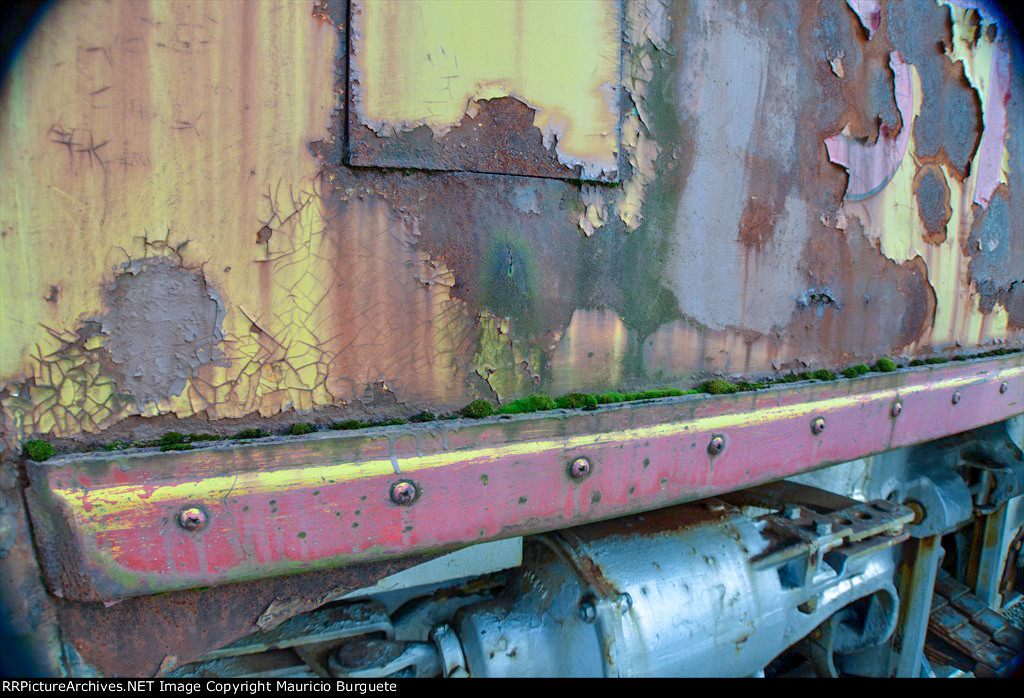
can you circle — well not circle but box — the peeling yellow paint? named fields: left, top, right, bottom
left=472, top=311, right=544, bottom=402
left=838, top=23, right=1016, bottom=351
left=614, top=0, right=669, bottom=231
left=578, top=185, right=608, bottom=237
left=350, top=0, right=621, bottom=179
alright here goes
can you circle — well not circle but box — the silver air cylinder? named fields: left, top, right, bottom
left=456, top=499, right=901, bottom=677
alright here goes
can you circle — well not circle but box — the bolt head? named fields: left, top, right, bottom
left=707, top=435, right=725, bottom=456
left=177, top=506, right=207, bottom=532
left=390, top=480, right=418, bottom=506
left=1000, top=381, right=1009, bottom=394
left=569, top=457, right=591, bottom=479
left=891, top=401, right=903, bottom=418
left=783, top=505, right=802, bottom=520
left=952, top=391, right=961, bottom=405
left=815, top=521, right=832, bottom=536
left=579, top=600, right=597, bottom=623
left=811, top=417, right=826, bottom=435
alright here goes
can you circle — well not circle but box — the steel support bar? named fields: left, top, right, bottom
left=24, top=355, right=1023, bottom=600
left=889, top=535, right=944, bottom=677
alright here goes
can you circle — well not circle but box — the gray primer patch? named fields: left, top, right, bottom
left=510, top=186, right=540, bottom=215
left=100, top=258, right=223, bottom=404
left=915, top=165, right=950, bottom=240
left=885, top=1, right=982, bottom=175
left=668, top=1, right=805, bottom=334
left=968, top=190, right=1024, bottom=322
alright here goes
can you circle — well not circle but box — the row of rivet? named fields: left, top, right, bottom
left=176, top=379, right=1017, bottom=529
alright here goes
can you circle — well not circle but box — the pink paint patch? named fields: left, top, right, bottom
left=973, top=41, right=1010, bottom=208
left=825, top=51, right=914, bottom=201
left=847, top=0, right=881, bottom=39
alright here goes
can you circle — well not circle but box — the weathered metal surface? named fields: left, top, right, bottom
left=347, top=0, right=623, bottom=180
left=53, top=552, right=436, bottom=677
left=0, top=0, right=1021, bottom=452
left=0, top=0, right=1023, bottom=676
left=24, top=355, right=1022, bottom=601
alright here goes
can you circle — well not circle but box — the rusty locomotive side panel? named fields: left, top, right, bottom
left=1, top=0, right=1023, bottom=678
left=0, top=0, right=1020, bottom=448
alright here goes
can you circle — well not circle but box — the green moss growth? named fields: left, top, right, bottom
left=158, top=432, right=186, bottom=447
left=288, top=423, right=315, bottom=436
left=234, top=428, right=269, bottom=439
left=811, top=369, right=837, bottom=381
left=841, top=364, right=870, bottom=379
left=329, top=420, right=365, bottom=430
left=702, top=379, right=740, bottom=395
left=160, top=443, right=194, bottom=452
left=24, top=439, right=55, bottom=462
left=461, top=400, right=495, bottom=419
left=376, top=418, right=408, bottom=427
left=101, top=440, right=132, bottom=451
left=925, top=357, right=948, bottom=365
left=555, top=393, right=599, bottom=409
left=186, top=434, right=223, bottom=442
left=873, top=357, right=897, bottom=372
left=410, top=411, right=436, bottom=423
left=498, top=394, right=555, bottom=414
left=596, top=392, right=624, bottom=404
left=909, top=359, right=925, bottom=367
left=733, top=381, right=767, bottom=391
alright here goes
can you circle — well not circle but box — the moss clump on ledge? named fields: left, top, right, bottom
left=702, top=379, right=740, bottom=395
left=43, top=346, right=1024, bottom=457
left=234, top=428, right=269, bottom=440
left=329, top=418, right=407, bottom=430
left=555, top=393, right=599, bottom=409
left=461, top=400, right=495, bottom=419
left=24, top=439, right=55, bottom=462
left=159, top=432, right=186, bottom=447
left=842, top=364, right=870, bottom=378
left=498, top=394, right=556, bottom=414
left=873, top=357, right=897, bottom=372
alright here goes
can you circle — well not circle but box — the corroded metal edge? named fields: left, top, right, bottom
left=26, top=355, right=1023, bottom=601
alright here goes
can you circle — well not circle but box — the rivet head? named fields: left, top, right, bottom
left=390, top=480, right=418, bottom=506
left=569, top=457, right=591, bottom=480
left=952, top=391, right=961, bottom=405
left=1000, top=381, right=1009, bottom=394
left=891, top=401, right=903, bottom=418
left=177, top=506, right=207, bottom=532
left=815, top=521, right=832, bottom=536
left=783, top=505, right=802, bottom=520
left=811, top=417, right=826, bottom=435
left=707, top=435, right=726, bottom=456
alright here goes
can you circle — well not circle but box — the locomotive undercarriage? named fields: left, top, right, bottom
left=168, top=418, right=1024, bottom=678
